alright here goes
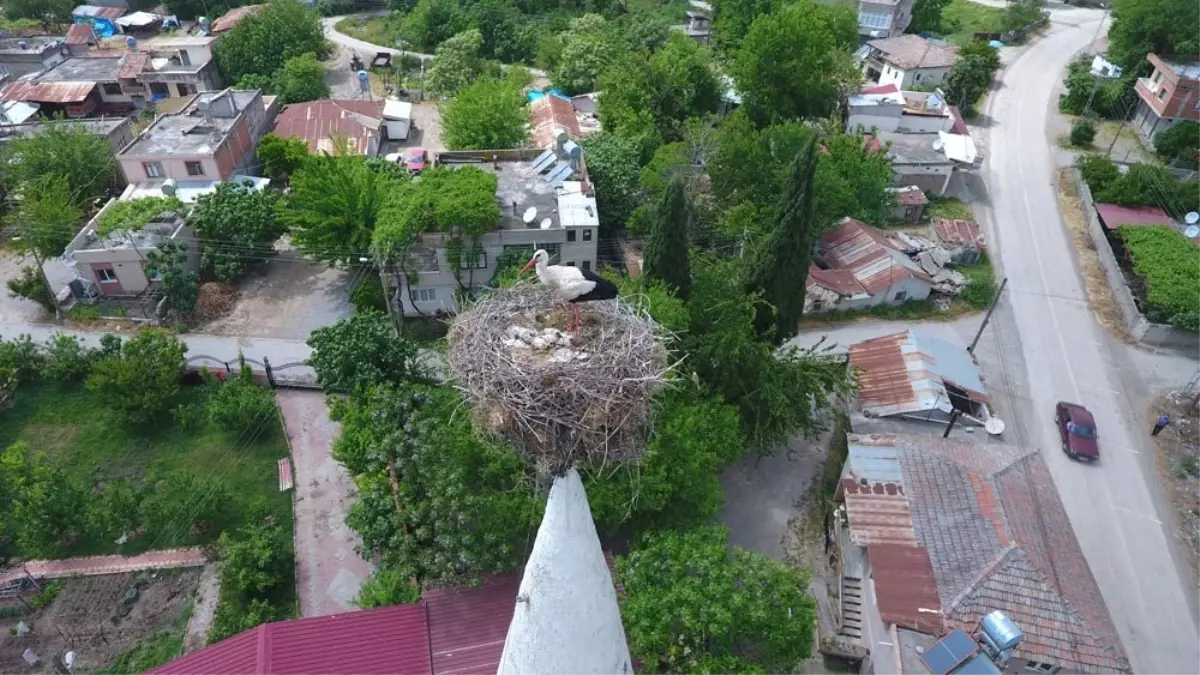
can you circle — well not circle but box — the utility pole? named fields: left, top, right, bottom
left=1105, top=117, right=1128, bottom=158
left=968, top=276, right=1009, bottom=355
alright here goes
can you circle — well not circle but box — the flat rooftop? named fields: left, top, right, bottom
left=35, top=56, right=122, bottom=82
left=877, top=131, right=951, bottom=165
left=0, top=116, right=127, bottom=141
left=0, top=36, right=62, bottom=54
left=122, top=90, right=258, bottom=157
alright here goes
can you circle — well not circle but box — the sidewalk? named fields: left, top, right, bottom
left=0, top=547, right=208, bottom=585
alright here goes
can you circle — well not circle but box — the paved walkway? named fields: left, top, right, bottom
left=0, top=547, right=207, bottom=585
left=277, top=389, right=374, bottom=617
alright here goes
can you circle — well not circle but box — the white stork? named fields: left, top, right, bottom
left=520, top=249, right=618, bottom=334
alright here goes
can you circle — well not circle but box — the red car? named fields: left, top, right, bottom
left=1055, top=401, right=1099, bottom=461
left=406, top=148, right=427, bottom=173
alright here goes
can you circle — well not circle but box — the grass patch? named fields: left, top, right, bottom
left=0, top=382, right=293, bottom=557
left=335, top=16, right=398, bottom=48
left=940, top=0, right=1004, bottom=46
left=626, top=0, right=690, bottom=24
left=820, top=413, right=850, bottom=503
left=925, top=196, right=976, bottom=221
left=103, top=630, right=185, bottom=674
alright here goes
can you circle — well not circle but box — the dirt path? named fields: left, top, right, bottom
left=276, top=389, right=374, bottom=617
left=0, top=547, right=207, bottom=585
left=183, top=564, right=222, bottom=652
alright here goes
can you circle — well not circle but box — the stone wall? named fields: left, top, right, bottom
left=1072, top=169, right=1199, bottom=353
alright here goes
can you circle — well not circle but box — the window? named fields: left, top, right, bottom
left=914, top=72, right=922, bottom=82
left=1157, top=87, right=1167, bottom=100
left=414, top=288, right=437, bottom=303
left=178, top=50, right=191, bottom=66
left=458, top=251, right=487, bottom=269
left=582, top=260, right=591, bottom=272
left=566, top=261, right=576, bottom=266
left=567, top=229, right=577, bottom=242
left=143, top=162, right=164, bottom=178
left=149, top=82, right=170, bottom=97
left=582, top=228, right=592, bottom=242
left=102, top=82, right=122, bottom=95
left=176, top=83, right=195, bottom=96
left=893, top=290, right=907, bottom=302
left=185, top=161, right=205, bottom=177
left=1151, top=70, right=1163, bottom=84
left=859, top=9, right=891, bottom=29
left=1024, top=663, right=1057, bottom=674
left=96, top=268, right=117, bottom=283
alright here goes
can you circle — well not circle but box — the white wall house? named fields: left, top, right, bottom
left=862, top=35, right=959, bottom=90
left=847, top=88, right=957, bottom=134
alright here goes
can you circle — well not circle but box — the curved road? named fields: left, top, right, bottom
left=978, top=7, right=1199, bottom=672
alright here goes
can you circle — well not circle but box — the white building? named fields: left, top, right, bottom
left=847, top=85, right=958, bottom=134
left=862, top=34, right=959, bottom=90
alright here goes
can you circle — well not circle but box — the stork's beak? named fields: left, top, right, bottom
left=519, top=258, right=536, bottom=276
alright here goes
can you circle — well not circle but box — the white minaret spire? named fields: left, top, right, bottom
left=498, top=468, right=632, bottom=675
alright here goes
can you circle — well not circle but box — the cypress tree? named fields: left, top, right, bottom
left=747, top=139, right=818, bottom=342
left=642, top=175, right=693, bottom=300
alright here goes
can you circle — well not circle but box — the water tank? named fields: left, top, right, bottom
left=198, top=16, right=210, bottom=29
left=979, top=611, right=1024, bottom=655
left=126, top=36, right=137, bottom=52
left=17, top=40, right=27, bottom=50
left=161, top=178, right=177, bottom=196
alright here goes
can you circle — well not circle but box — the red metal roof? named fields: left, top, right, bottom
left=65, top=23, right=96, bottom=45
left=117, top=52, right=149, bottom=79
left=807, top=264, right=866, bottom=296
left=425, top=573, right=520, bottom=674
left=211, top=4, right=263, bottom=32
left=931, top=217, right=984, bottom=249
left=841, top=478, right=916, bottom=547
left=0, top=79, right=96, bottom=103
left=819, top=218, right=932, bottom=294
left=272, top=99, right=384, bottom=156
left=530, top=95, right=580, bottom=148
left=861, top=83, right=899, bottom=95
left=894, top=186, right=928, bottom=206
left=150, top=604, right=433, bottom=675
left=1094, top=202, right=1174, bottom=229
left=867, top=543, right=943, bottom=634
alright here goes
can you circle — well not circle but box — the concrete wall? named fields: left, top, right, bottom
left=0, top=50, right=66, bottom=79
left=122, top=155, right=222, bottom=181
left=894, top=167, right=951, bottom=195
left=1072, top=169, right=1198, bottom=353
left=879, top=65, right=950, bottom=90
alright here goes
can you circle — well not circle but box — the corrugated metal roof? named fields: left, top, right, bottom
left=117, top=52, right=148, bottom=79
left=150, top=604, right=433, bottom=674
left=1094, top=202, right=1173, bottom=229
left=807, top=264, right=866, bottom=296
left=530, top=94, right=580, bottom=148
left=0, top=79, right=96, bottom=103
left=848, top=329, right=988, bottom=418
left=819, top=218, right=931, bottom=294
left=847, top=438, right=904, bottom=484
left=425, top=573, right=520, bottom=674
left=932, top=217, right=983, bottom=249
left=868, top=543, right=944, bottom=634
left=893, top=185, right=928, bottom=206
left=65, top=23, right=96, bottom=45
left=211, top=4, right=263, bottom=32
left=273, top=99, right=383, bottom=156
left=841, top=478, right=917, bottom=547
left=73, top=4, right=127, bottom=19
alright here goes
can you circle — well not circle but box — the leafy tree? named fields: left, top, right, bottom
left=5, top=175, right=82, bottom=259
left=579, top=132, right=645, bottom=232
left=274, top=52, right=331, bottom=104
left=712, top=0, right=778, bottom=54
left=257, top=133, right=310, bottom=180
left=0, top=442, right=89, bottom=558
left=215, top=0, right=329, bottom=86
left=642, top=176, right=693, bottom=299
left=618, top=525, right=815, bottom=674
left=1154, top=121, right=1199, bottom=168
left=747, top=143, right=818, bottom=340
left=218, top=521, right=294, bottom=597
left=1070, top=119, right=1097, bottom=147
left=336, top=383, right=542, bottom=584
left=909, top=0, right=950, bottom=34
left=281, top=154, right=396, bottom=264
left=2, top=0, right=73, bottom=21
left=354, top=568, right=422, bottom=609
left=209, top=360, right=279, bottom=437
left=88, top=478, right=144, bottom=544
left=1, top=121, right=117, bottom=207
left=402, top=0, right=469, bottom=50
left=441, top=75, right=529, bottom=150
left=815, top=132, right=896, bottom=230
left=469, top=0, right=534, bottom=63
left=306, top=311, right=429, bottom=392
left=553, top=14, right=624, bottom=95
left=144, top=241, right=200, bottom=315
left=425, top=29, right=496, bottom=98
left=708, top=110, right=812, bottom=216
left=945, top=41, right=1000, bottom=110
left=1088, top=160, right=1199, bottom=218
left=1077, top=153, right=1121, bottom=193
left=730, top=0, right=859, bottom=127
left=6, top=266, right=55, bottom=313
left=1058, top=55, right=1132, bottom=118
left=190, top=180, right=285, bottom=282
left=1107, top=0, right=1199, bottom=71
left=43, top=333, right=97, bottom=383
left=0, top=334, right=42, bottom=392
left=1001, top=0, right=1047, bottom=34
left=86, top=328, right=187, bottom=424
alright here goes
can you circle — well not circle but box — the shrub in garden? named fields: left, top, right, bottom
left=1116, top=225, right=1199, bottom=331
left=354, top=568, right=421, bottom=609
left=209, top=599, right=277, bottom=644
left=1069, top=119, right=1096, bottom=147
left=208, top=361, right=278, bottom=438
left=43, top=334, right=97, bottom=383
left=86, top=328, right=186, bottom=424
left=0, top=334, right=43, bottom=388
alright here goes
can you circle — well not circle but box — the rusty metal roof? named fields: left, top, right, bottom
left=806, top=264, right=866, bottom=296
left=530, top=94, right=580, bottom=149
left=848, top=329, right=988, bottom=418
left=211, top=4, right=263, bottom=32
left=0, top=79, right=96, bottom=103
left=73, top=4, right=127, bottom=18
left=893, top=185, right=928, bottom=206
left=819, top=218, right=931, bottom=294
left=932, top=217, right=984, bottom=250
left=841, top=478, right=917, bottom=547
left=117, top=52, right=148, bottom=79
left=868, top=543, right=944, bottom=635
left=65, top=23, right=96, bottom=45
left=272, top=99, right=384, bottom=156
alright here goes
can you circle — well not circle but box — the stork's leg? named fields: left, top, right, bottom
left=570, top=303, right=581, bottom=336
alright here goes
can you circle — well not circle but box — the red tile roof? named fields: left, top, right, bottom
left=530, top=94, right=580, bottom=148
left=862, top=83, right=899, bottom=95
left=868, top=34, right=959, bottom=70
left=818, top=218, right=932, bottom=294
left=211, top=4, right=263, bottom=33
left=931, top=217, right=984, bottom=249
left=65, top=23, right=97, bottom=45
left=867, top=543, right=943, bottom=634
left=0, top=79, right=97, bottom=103
left=272, top=99, right=384, bottom=156
left=150, top=604, right=433, bottom=675
left=806, top=264, right=866, bottom=296
left=1093, top=202, right=1174, bottom=229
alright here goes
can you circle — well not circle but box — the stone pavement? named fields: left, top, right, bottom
left=276, top=389, right=374, bottom=617
left=0, top=547, right=207, bottom=586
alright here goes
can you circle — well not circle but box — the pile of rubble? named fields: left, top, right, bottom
left=891, top=231, right=970, bottom=296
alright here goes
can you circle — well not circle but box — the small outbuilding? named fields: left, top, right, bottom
left=382, top=98, right=412, bottom=141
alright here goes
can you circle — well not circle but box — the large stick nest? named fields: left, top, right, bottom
left=447, top=286, right=671, bottom=475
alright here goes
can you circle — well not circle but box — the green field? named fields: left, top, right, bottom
left=940, top=0, right=1005, bottom=46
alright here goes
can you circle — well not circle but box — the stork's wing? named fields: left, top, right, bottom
left=547, top=264, right=596, bottom=298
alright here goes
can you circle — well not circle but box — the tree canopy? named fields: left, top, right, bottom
left=425, top=29, right=500, bottom=98
left=1153, top=121, right=1199, bottom=169
left=553, top=14, right=623, bottom=95
left=189, top=180, right=286, bottom=282
left=306, top=311, right=430, bottom=393
left=273, top=52, right=331, bottom=104
left=642, top=176, right=693, bottom=300
left=909, top=0, right=951, bottom=34
left=579, top=132, right=646, bottom=232
left=85, top=329, right=187, bottom=424
left=374, top=165, right=500, bottom=254
left=215, top=0, right=329, bottom=86
left=441, top=75, right=530, bottom=150
left=730, top=0, right=859, bottom=127
left=5, top=175, right=82, bottom=259
left=1, top=121, right=117, bottom=207
left=257, top=133, right=310, bottom=180
left=944, top=40, right=1001, bottom=112
left=281, top=154, right=398, bottom=264
left=1107, top=0, right=1199, bottom=72
left=712, top=0, right=778, bottom=54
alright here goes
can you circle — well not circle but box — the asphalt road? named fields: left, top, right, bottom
left=977, top=8, right=1200, bottom=672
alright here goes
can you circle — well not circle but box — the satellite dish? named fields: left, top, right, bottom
left=1185, top=211, right=1199, bottom=225
left=985, top=418, right=1006, bottom=435
left=932, top=137, right=945, bottom=151
left=540, top=218, right=552, bottom=230
left=522, top=206, right=537, bottom=223
left=1185, top=225, right=1200, bottom=239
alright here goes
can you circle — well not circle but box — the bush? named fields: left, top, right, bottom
left=349, top=273, right=388, bottom=314
left=1154, top=121, right=1199, bottom=169
left=86, top=328, right=187, bottom=424
left=43, top=334, right=97, bottom=383
left=1070, top=119, right=1096, bottom=147
left=354, top=568, right=422, bottom=609
left=209, top=599, right=277, bottom=644
left=1077, top=154, right=1121, bottom=193
left=208, top=361, right=278, bottom=438
left=959, top=267, right=998, bottom=309
left=1116, top=225, right=1199, bottom=331
left=6, top=266, right=54, bottom=313
left=30, top=582, right=62, bottom=609
left=217, top=521, right=293, bottom=598
left=0, top=335, right=43, bottom=388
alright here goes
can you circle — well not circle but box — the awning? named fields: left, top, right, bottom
left=116, top=11, right=161, bottom=27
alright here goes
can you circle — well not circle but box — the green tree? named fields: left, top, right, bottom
left=441, top=75, right=529, bottom=150
left=86, top=328, right=187, bottom=424
left=208, top=360, right=279, bottom=437
left=354, top=568, right=422, bottom=609
left=257, top=133, right=311, bottom=180
left=1153, top=121, right=1199, bottom=168
left=618, top=525, right=815, bottom=674
left=144, top=241, right=199, bottom=315
left=281, top=154, right=396, bottom=264
left=1058, top=55, right=1132, bottom=118
left=402, top=0, right=469, bottom=50
left=2, top=0, right=73, bottom=21
left=730, top=0, right=859, bottom=127
left=0, top=442, right=88, bottom=558
left=469, top=0, right=534, bottom=63
left=218, top=521, right=293, bottom=597
left=579, top=132, right=645, bottom=232
left=42, top=333, right=97, bottom=383
left=6, top=266, right=54, bottom=313
left=215, top=0, right=329, bottom=86
left=0, top=334, right=42, bottom=390
left=1107, top=0, right=1199, bottom=71
left=88, top=478, right=144, bottom=544
left=553, top=14, right=624, bottom=95
left=712, top=0, right=778, bottom=54
left=1, top=121, right=117, bottom=207
left=708, top=110, right=812, bottom=215
left=909, top=0, right=950, bottom=34
left=274, top=52, right=331, bottom=104
left=190, top=180, right=285, bottom=282
left=1001, top=0, right=1047, bottom=34
left=1070, top=119, right=1097, bottom=147
left=5, top=174, right=82, bottom=259
left=306, top=311, right=429, bottom=392
left=425, top=29, right=496, bottom=98
left=815, top=132, right=896, bottom=230
left=944, top=41, right=1001, bottom=110
left=642, top=176, right=693, bottom=299
left=747, top=142, right=818, bottom=340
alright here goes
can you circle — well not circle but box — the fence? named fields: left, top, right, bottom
left=185, top=355, right=319, bottom=390
left=1072, top=169, right=1199, bottom=352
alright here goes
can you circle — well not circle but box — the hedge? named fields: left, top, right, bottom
left=1116, top=225, right=1199, bottom=332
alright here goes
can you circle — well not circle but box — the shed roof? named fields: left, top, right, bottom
left=868, top=543, right=944, bottom=634
left=868, top=34, right=959, bottom=70
left=0, top=79, right=96, bottom=103
left=807, top=264, right=866, bottom=296
left=848, top=328, right=988, bottom=418
left=1094, top=202, right=1174, bottom=229
left=210, top=4, right=263, bottom=32
left=272, top=99, right=384, bottom=156
left=529, top=94, right=581, bottom=148
left=65, top=23, right=97, bottom=45
left=932, top=217, right=984, bottom=249
left=818, top=218, right=932, bottom=295
left=892, top=185, right=928, bottom=206
left=72, top=5, right=127, bottom=18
